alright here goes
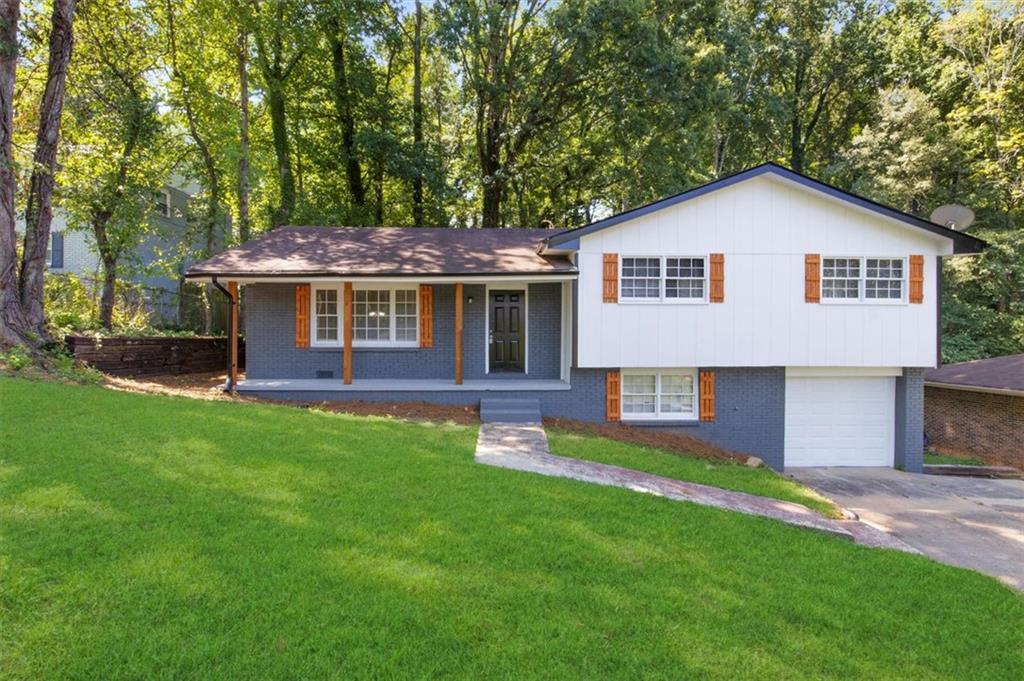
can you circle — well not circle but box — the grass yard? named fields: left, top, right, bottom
left=924, top=451, right=986, bottom=466
left=546, top=430, right=839, bottom=517
left=1, top=378, right=1022, bottom=680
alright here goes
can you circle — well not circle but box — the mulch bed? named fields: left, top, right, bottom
left=544, top=417, right=747, bottom=464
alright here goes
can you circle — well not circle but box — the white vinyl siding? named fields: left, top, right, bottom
left=621, top=370, right=697, bottom=421
left=574, top=174, right=946, bottom=369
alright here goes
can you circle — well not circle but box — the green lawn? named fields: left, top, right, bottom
left=924, top=451, right=986, bottom=466
left=1, top=378, right=1022, bottom=680
left=547, top=430, right=839, bottom=517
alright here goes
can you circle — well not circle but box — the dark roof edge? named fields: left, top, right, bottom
left=186, top=269, right=578, bottom=280
left=544, top=163, right=988, bottom=254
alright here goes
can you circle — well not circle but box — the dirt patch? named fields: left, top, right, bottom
left=304, top=400, right=479, bottom=425
left=544, top=417, right=747, bottom=464
left=103, top=371, right=480, bottom=425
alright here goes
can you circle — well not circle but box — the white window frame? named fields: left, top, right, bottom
left=621, top=369, right=699, bottom=421
left=619, top=255, right=708, bottom=304
left=310, top=284, right=343, bottom=347
left=820, top=256, right=907, bottom=305
left=310, top=283, right=420, bottom=348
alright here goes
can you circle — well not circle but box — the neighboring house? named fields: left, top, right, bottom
left=186, top=163, right=985, bottom=472
left=925, top=355, right=1024, bottom=470
left=20, top=180, right=222, bottom=324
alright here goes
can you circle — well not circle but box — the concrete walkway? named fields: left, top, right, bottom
left=475, top=423, right=915, bottom=551
left=790, top=467, right=1024, bottom=590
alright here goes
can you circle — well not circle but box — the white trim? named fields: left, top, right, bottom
left=618, top=254, right=709, bottom=304
left=924, top=381, right=1024, bottom=398
left=236, top=378, right=571, bottom=393
left=819, top=256, right=908, bottom=305
left=560, top=280, right=572, bottom=382
left=484, top=285, right=528, bottom=375
left=786, top=366, right=903, bottom=377
left=188, top=274, right=577, bottom=285
left=620, top=368, right=699, bottom=422
left=310, top=283, right=343, bottom=348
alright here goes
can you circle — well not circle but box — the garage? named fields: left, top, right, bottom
left=785, top=372, right=896, bottom=468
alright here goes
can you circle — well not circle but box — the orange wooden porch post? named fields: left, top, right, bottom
left=454, top=282, right=463, bottom=385
left=343, top=282, right=353, bottom=384
left=227, top=281, right=239, bottom=390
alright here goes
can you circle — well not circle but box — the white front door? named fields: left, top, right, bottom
left=784, top=376, right=896, bottom=468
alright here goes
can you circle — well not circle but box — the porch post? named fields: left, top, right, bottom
left=454, top=282, right=463, bottom=384
left=227, top=281, right=239, bottom=390
left=343, top=282, right=353, bottom=384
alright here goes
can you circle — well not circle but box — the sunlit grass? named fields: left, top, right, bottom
left=1, top=377, right=1022, bottom=680
left=547, top=429, right=839, bottom=517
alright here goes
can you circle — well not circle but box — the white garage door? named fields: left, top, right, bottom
left=785, top=376, right=895, bottom=467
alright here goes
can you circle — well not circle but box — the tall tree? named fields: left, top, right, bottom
left=237, top=23, right=251, bottom=242
left=18, top=0, right=75, bottom=337
left=411, top=0, right=425, bottom=226
left=0, top=0, right=27, bottom=347
left=251, top=0, right=307, bottom=227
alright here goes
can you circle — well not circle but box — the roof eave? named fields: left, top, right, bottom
left=545, top=163, right=988, bottom=254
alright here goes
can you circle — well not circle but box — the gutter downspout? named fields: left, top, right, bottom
left=211, top=277, right=236, bottom=392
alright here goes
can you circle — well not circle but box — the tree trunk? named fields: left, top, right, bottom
left=267, top=83, right=294, bottom=227
left=411, top=0, right=424, bottom=227
left=19, top=0, right=75, bottom=337
left=237, top=27, right=250, bottom=242
left=0, top=0, right=31, bottom=348
left=98, top=254, right=116, bottom=330
left=328, top=22, right=366, bottom=216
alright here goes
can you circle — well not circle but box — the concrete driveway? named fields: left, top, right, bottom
left=788, top=468, right=1024, bottom=590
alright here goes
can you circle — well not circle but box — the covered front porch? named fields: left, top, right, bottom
left=221, top=278, right=575, bottom=393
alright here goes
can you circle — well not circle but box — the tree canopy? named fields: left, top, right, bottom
left=3, top=0, right=1022, bottom=359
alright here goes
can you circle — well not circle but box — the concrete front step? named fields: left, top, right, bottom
left=480, top=398, right=542, bottom=423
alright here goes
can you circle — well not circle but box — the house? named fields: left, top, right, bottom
left=925, top=354, right=1024, bottom=470
left=185, top=163, right=985, bottom=472
left=20, top=180, right=224, bottom=325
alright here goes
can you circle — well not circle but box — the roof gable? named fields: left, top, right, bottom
left=545, top=163, right=986, bottom=254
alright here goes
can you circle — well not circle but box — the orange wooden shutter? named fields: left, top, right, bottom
left=419, top=284, right=433, bottom=348
left=602, top=253, right=618, bottom=303
left=909, top=255, right=924, bottom=304
left=804, top=254, right=821, bottom=303
left=606, top=370, right=621, bottom=421
left=709, top=253, right=724, bottom=303
left=295, top=284, right=310, bottom=348
left=699, top=371, right=716, bottom=422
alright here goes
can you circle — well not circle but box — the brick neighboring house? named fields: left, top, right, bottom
left=925, top=355, right=1024, bottom=470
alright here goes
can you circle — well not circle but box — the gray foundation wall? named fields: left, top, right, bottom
left=244, top=365, right=788, bottom=470
left=244, top=282, right=563, bottom=381
left=894, top=367, right=925, bottom=473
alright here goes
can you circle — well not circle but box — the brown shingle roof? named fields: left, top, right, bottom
left=186, top=226, right=575, bottom=278
left=925, top=354, right=1024, bottom=394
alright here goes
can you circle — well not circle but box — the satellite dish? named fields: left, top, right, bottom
left=930, top=204, right=975, bottom=231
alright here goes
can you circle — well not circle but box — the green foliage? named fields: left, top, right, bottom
left=0, top=345, right=32, bottom=371
left=43, top=273, right=155, bottom=337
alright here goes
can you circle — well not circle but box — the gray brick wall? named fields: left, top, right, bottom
left=895, top=367, right=925, bottom=473
left=669, top=367, right=786, bottom=470
left=245, top=282, right=561, bottom=381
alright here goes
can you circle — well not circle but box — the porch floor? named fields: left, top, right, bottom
left=235, top=378, right=571, bottom=393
